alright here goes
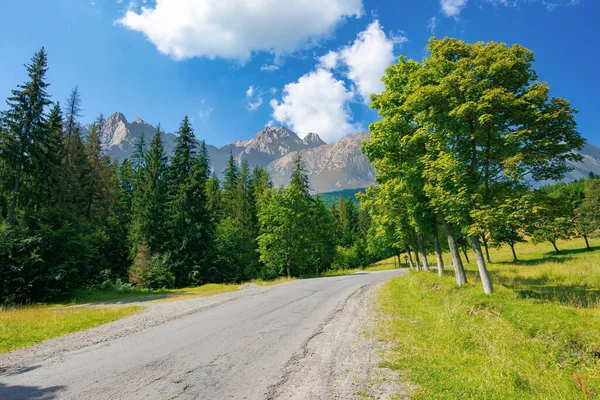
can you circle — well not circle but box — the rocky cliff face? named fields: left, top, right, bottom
left=267, top=132, right=375, bottom=193
left=86, top=112, right=600, bottom=192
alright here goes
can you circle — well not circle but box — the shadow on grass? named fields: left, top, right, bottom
left=542, top=246, right=599, bottom=257
left=495, top=256, right=574, bottom=267
left=518, top=285, right=600, bottom=307
left=0, top=382, right=66, bottom=400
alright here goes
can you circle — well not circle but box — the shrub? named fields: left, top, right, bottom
left=146, top=253, right=175, bottom=289
left=129, top=242, right=151, bottom=287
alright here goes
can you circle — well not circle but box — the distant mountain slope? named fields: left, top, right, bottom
left=267, top=132, right=375, bottom=193
left=86, top=112, right=600, bottom=192
left=316, top=188, right=364, bottom=206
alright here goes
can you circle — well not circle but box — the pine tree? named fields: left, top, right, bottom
left=130, top=125, right=168, bottom=254
left=45, top=103, right=66, bottom=206
left=131, top=133, right=147, bottom=173
left=64, top=85, right=82, bottom=162
left=2, top=48, right=52, bottom=226
left=166, top=119, right=211, bottom=285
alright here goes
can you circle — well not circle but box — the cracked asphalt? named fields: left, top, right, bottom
left=0, top=269, right=406, bottom=400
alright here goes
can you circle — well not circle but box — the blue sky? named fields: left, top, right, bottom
left=1, top=0, right=598, bottom=147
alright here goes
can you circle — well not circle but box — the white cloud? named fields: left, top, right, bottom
left=441, top=0, right=579, bottom=17
left=269, top=87, right=278, bottom=94
left=319, top=21, right=402, bottom=104
left=117, top=0, right=363, bottom=61
left=317, top=51, right=339, bottom=70
left=270, top=68, right=359, bottom=142
left=440, top=0, right=469, bottom=17
left=427, top=16, right=437, bottom=34
left=261, top=64, right=280, bottom=72
left=246, top=86, right=263, bottom=111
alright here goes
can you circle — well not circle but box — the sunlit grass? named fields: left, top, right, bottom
left=0, top=305, right=141, bottom=354
left=376, top=237, right=600, bottom=399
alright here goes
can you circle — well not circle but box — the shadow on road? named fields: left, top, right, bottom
left=0, top=382, right=66, bottom=400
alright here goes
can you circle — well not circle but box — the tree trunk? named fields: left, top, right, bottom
left=462, top=247, right=470, bottom=263
left=413, top=246, right=422, bottom=271
left=7, top=167, right=22, bottom=227
left=470, top=235, right=493, bottom=294
left=396, top=252, right=402, bottom=269
left=551, top=240, right=560, bottom=254
left=417, top=235, right=430, bottom=271
left=510, top=243, right=518, bottom=262
left=482, top=235, right=492, bottom=263
left=584, top=235, right=591, bottom=250
left=442, top=218, right=467, bottom=286
left=433, top=235, right=444, bottom=277
left=286, top=260, right=291, bottom=279
left=406, top=250, right=415, bottom=270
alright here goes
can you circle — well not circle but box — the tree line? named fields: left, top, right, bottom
left=361, top=37, right=587, bottom=294
left=0, top=48, right=386, bottom=303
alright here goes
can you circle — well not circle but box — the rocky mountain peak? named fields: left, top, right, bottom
left=106, top=112, right=128, bottom=125
left=303, top=132, right=325, bottom=147
left=133, top=117, right=149, bottom=125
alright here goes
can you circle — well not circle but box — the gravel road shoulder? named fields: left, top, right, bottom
left=266, top=282, right=406, bottom=400
left=0, top=284, right=270, bottom=373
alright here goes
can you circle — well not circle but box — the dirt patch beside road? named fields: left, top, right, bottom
left=267, top=282, right=406, bottom=400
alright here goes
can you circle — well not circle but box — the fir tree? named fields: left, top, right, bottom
left=2, top=48, right=52, bottom=226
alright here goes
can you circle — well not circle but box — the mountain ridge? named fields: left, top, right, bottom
left=84, top=112, right=600, bottom=193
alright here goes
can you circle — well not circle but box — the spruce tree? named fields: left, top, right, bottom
left=2, top=48, right=52, bottom=226
left=130, top=125, right=168, bottom=254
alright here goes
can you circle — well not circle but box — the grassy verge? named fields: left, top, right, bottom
left=375, top=238, right=600, bottom=399
left=0, top=305, right=141, bottom=354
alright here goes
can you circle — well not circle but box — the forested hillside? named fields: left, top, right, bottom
left=0, top=49, right=389, bottom=303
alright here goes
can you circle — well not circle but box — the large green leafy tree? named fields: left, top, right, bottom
left=366, top=38, right=583, bottom=294
left=575, top=179, right=600, bottom=249
left=257, top=153, right=316, bottom=278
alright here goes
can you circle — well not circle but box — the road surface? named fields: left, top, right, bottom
left=0, top=269, right=406, bottom=399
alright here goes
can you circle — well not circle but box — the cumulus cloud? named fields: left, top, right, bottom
left=319, top=20, right=403, bottom=103
left=117, top=0, right=363, bottom=61
left=270, top=69, right=359, bottom=142
left=317, top=51, right=339, bottom=70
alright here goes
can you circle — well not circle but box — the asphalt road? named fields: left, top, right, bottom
left=1, top=269, right=406, bottom=400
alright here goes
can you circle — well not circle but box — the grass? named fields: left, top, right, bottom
left=0, top=305, right=141, bottom=354
left=375, top=237, right=600, bottom=399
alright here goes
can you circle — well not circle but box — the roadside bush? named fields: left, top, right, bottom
left=129, top=242, right=151, bottom=287
left=146, top=253, right=176, bottom=289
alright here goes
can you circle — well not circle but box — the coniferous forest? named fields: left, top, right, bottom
left=0, top=48, right=382, bottom=303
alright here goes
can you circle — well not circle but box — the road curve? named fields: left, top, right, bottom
left=0, top=269, right=406, bottom=400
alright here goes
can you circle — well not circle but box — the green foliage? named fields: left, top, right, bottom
left=364, top=37, right=585, bottom=293
left=146, top=253, right=176, bottom=289
left=129, top=242, right=152, bottom=288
